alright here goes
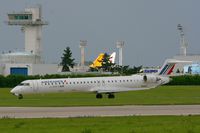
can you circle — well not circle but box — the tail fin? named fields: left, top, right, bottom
left=109, top=52, right=116, bottom=64
left=90, top=52, right=116, bottom=68
left=158, top=59, right=192, bottom=75
left=158, top=61, right=175, bottom=75
left=90, top=53, right=105, bottom=68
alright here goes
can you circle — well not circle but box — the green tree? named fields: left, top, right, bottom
left=101, top=53, right=115, bottom=72
left=113, top=65, right=142, bottom=75
left=60, top=47, right=75, bottom=72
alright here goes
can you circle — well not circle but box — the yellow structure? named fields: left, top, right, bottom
left=90, top=53, right=105, bottom=68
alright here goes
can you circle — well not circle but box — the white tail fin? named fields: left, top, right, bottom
left=158, top=59, right=192, bottom=75
left=158, top=60, right=176, bottom=75
left=109, top=52, right=116, bottom=64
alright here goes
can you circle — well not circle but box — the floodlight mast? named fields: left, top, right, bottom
left=79, top=40, right=87, bottom=66
left=177, top=24, right=188, bottom=56
left=116, top=41, right=125, bottom=66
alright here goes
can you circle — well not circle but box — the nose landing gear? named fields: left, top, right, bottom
left=12, top=93, right=23, bottom=99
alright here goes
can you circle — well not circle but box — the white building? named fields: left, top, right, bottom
left=173, top=55, right=200, bottom=73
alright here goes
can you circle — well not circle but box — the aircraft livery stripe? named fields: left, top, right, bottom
left=159, top=64, right=169, bottom=75
left=167, top=64, right=175, bottom=75
left=164, top=64, right=174, bottom=75
left=159, top=63, right=175, bottom=75
left=164, top=64, right=173, bottom=75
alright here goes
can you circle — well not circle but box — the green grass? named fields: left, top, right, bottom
left=1, top=86, right=200, bottom=107
left=1, top=116, right=200, bottom=133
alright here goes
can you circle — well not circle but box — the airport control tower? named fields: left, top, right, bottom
left=6, top=6, right=48, bottom=62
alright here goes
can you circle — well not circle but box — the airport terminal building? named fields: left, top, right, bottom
left=173, top=55, right=200, bottom=74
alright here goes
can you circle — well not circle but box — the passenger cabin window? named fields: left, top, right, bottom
left=19, top=83, right=30, bottom=86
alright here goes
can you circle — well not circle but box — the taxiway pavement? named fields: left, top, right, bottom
left=0, top=105, right=200, bottom=118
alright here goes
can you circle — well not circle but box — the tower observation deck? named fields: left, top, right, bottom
left=6, top=6, right=48, bottom=63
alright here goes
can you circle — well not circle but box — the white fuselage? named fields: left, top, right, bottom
left=11, top=74, right=169, bottom=95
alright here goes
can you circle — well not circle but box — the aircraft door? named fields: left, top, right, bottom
left=32, top=80, right=38, bottom=93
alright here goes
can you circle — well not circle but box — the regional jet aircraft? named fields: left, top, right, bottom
left=11, top=59, right=177, bottom=99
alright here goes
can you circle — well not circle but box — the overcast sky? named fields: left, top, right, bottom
left=0, top=0, right=200, bottom=66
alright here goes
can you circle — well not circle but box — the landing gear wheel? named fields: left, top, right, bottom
left=108, top=93, right=115, bottom=99
left=18, top=94, right=23, bottom=99
left=96, top=93, right=103, bottom=99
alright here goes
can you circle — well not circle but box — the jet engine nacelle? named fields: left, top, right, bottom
left=143, top=75, right=147, bottom=82
left=143, top=75, right=161, bottom=83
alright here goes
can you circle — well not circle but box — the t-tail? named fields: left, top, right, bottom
left=158, top=59, right=176, bottom=75
left=158, top=59, right=192, bottom=76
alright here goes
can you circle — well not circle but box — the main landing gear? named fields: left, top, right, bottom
left=96, top=93, right=103, bottom=99
left=18, top=94, right=23, bottom=99
left=108, top=93, right=115, bottom=99
left=96, top=93, right=115, bottom=99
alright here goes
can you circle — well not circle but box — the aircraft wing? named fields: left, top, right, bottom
left=90, top=86, right=149, bottom=93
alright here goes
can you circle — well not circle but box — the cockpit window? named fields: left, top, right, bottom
left=19, top=83, right=30, bottom=86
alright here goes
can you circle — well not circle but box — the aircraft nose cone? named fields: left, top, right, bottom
left=10, top=88, right=16, bottom=94
left=10, top=87, right=20, bottom=94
